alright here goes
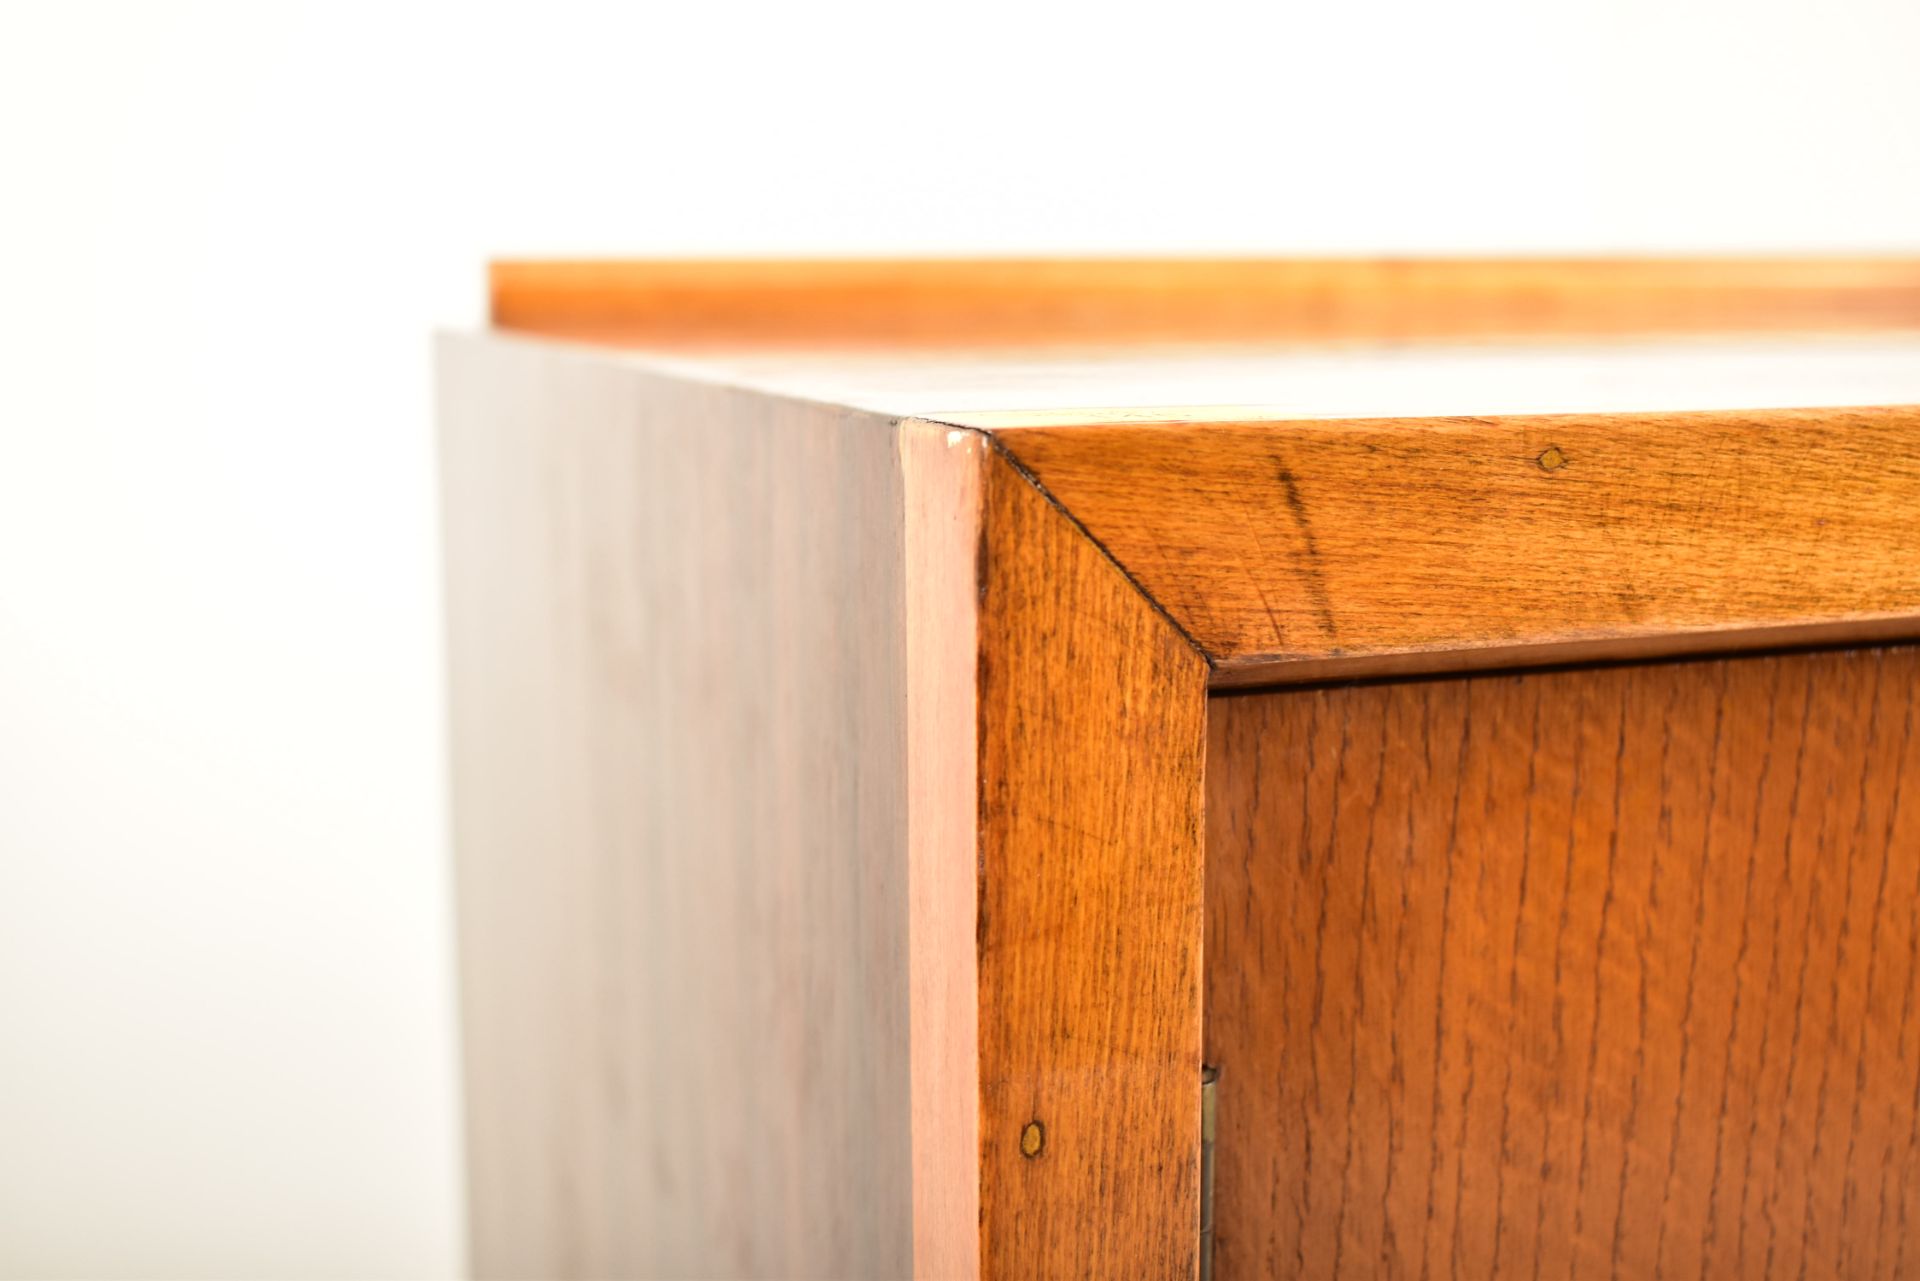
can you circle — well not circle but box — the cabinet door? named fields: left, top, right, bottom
left=1206, top=645, right=1920, bottom=1280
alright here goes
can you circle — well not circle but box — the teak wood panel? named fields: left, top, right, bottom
left=1206, top=645, right=1920, bottom=1281
left=439, top=336, right=916, bottom=1277
left=492, top=258, right=1920, bottom=348
left=993, top=408, right=1920, bottom=684
left=975, top=448, right=1209, bottom=1278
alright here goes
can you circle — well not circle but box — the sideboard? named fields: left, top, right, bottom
left=440, top=259, right=1920, bottom=1278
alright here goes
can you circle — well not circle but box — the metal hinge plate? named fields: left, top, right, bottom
left=1200, top=1065, right=1218, bottom=1281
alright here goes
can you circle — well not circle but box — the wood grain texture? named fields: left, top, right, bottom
left=976, top=446, right=1210, bottom=1278
left=1206, top=645, right=1920, bottom=1280
left=439, top=334, right=913, bottom=1278
left=451, top=260, right=1920, bottom=1278
left=492, top=259, right=1920, bottom=349
left=992, top=407, right=1920, bottom=685
left=902, top=420, right=986, bottom=1279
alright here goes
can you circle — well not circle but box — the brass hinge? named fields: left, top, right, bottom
left=1200, top=1065, right=1218, bottom=1281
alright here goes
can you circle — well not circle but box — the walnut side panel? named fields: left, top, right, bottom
left=439, top=335, right=913, bottom=1278
left=1206, top=645, right=1920, bottom=1280
left=995, top=407, right=1920, bottom=684
left=976, top=449, right=1210, bottom=1278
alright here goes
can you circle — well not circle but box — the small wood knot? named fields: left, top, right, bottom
left=1536, top=445, right=1569, bottom=472
left=1020, top=1120, right=1045, bottom=1158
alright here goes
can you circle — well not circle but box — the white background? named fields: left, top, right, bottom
left=3, top=1, right=1918, bottom=1276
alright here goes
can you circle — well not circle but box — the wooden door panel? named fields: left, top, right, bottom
left=1207, top=646, right=1920, bottom=1279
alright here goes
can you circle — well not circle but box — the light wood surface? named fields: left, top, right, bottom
left=493, top=259, right=1920, bottom=348
left=439, top=335, right=914, bottom=1277
left=633, top=334, right=1920, bottom=420
left=1206, top=645, right=1920, bottom=1280
left=975, top=447, right=1210, bottom=1278
left=990, top=406, right=1920, bottom=684
left=902, top=421, right=986, bottom=1279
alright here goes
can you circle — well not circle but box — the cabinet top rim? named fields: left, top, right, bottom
left=492, top=256, right=1920, bottom=351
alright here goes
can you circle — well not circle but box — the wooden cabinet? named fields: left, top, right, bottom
left=439, top=260, right=1920, bottom=1279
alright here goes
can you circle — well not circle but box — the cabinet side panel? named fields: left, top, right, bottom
left=438, top=336, right=911, bottom=1278
left=1206, top=646, right=1920, bottom=1280
left=976, top=451, right=1210, bottom=1278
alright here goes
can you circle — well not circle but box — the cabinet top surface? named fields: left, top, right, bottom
left=595, top=332, right=1920, bottom=424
